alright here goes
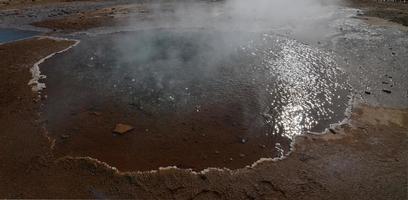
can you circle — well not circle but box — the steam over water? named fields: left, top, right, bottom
left=39, top=0, right=354, bottom=170
left=41, top=29, right=350, bottom=170
left=45, top=31, right=349, bottom=138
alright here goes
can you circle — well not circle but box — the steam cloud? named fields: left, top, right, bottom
left=107, top=0, right=347, bottom=137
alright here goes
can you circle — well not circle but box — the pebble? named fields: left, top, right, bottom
left=382, top=89, right=392, bottom=94
left=113, top=123, right=134, bottom=135
left=61, top=134, right=70, bottom=139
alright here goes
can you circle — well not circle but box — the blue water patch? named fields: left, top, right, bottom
left=0, top=28, right=40, bottom=43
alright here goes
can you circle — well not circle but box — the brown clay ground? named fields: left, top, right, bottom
left=0, top=35, right=406, bottom=199
left=0, top=0, right=407, bottom=199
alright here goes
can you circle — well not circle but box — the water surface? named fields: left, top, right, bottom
left=40, top=30, right=350, bottom=170
left=0, top=28, right=39, bottom=43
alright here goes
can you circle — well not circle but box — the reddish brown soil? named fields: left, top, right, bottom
left=0, top=0, right=407, bottom=198
left=45, top=96, right=290, bottom=171
left=0, top=37, right=76, bottom=197
left=0, top=37, right=407, bottom=199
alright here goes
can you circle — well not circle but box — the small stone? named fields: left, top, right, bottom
left=214, top=150, right=220, bottom=154
left=382, top=89, right=392, bottom=94
left=239, top=153, right=246, bottom=158
left=328, top=128, right=337, bottom=134
left=364, top=91, right=371, bottom=95
left=113, top=123, right=134, bottom=135
left=89, top=111, right=102, bottom=116
left=61, top=134, right=70, bottom=139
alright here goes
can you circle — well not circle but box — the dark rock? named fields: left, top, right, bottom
left=61, top=134, right=70, bottom=139
left=382, top=89, right=392, bottom=94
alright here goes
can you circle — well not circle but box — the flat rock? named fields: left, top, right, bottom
left=113, top=123, right=134, bottom=135
left=382, top=89, right=392, bottom=94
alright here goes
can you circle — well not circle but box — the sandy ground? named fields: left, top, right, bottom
left=0, top=0, right=407, bottom=199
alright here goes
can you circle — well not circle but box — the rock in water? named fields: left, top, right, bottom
left=113, top=123, right=134, bottom=135
left=382, top=89, right=392, bottom=94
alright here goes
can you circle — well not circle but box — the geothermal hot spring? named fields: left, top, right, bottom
left=38, top=1, right=352, bottom=171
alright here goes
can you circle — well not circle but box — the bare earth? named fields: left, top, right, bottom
left=0, top=0, right=407, bottom=199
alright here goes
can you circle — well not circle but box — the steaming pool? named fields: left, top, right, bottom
left=40, top=30, right=350, bottom=171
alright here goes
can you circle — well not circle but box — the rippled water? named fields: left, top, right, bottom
left=34, top=5, right=408, bottom=171
left=43, top=30, right=350, bottom=139
left=37, top=26, right=353, bottom=171
left=243, top=34, right=349, bottom=138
